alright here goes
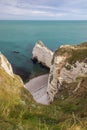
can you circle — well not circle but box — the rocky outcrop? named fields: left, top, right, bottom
left=60, top=61, right=87, bottom=83
left=47, top=55, right=67, bottom=102
left=47, top=43, right=87, bottom=102
left=47, top=61, right=87, bottom=102
left=0, top=52, right=14, bottom=77
left=32, top=41, right=53, bottom=68
left=32, top=41, right=87, bottom=103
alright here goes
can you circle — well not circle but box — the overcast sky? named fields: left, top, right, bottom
left=0, top=0, right=87, bottom=20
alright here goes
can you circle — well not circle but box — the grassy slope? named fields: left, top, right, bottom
left=0, top=69, right=87, bottom=130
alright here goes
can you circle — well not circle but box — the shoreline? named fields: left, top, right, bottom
left=25, top=74, right=49, bottom=105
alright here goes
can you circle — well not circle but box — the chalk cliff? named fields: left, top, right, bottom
left=32, top=41, right=87, bottom=103
left=47, top=43, right=87, bottom=102
left=32, top=40, right=53, bottom=68
left=0, top=52, right=14, bottom=77
left=0, top=52, right=24, bottom=88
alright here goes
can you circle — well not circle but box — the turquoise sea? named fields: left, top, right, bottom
left=0, top=20, right=87, bottom=81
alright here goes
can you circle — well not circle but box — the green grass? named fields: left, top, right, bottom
left=68, top=48, right=87, bottom=64
left=52, top=42, right=87, bottom=65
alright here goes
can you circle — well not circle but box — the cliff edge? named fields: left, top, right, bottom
left=0, top=52, right=28, bottom=118
left=47, top=42, right=87, bottom=102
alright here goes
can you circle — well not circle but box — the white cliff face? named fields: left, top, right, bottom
left=47, top=59, right=87, bottom=102
left=60, top=61, right=87, bottom=83
left=32, top=41, right=53, bottom=68
left=47, top=56, right=67, bottom=102
left=0, top=52, right=14, bottom=77
left=47, top=44, right=87, bottom=103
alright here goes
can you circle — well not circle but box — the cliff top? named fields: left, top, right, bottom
left=52, top=42, right=87, bottom=64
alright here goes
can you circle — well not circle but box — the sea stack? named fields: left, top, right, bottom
left=32, top=40, right=53, bottom=68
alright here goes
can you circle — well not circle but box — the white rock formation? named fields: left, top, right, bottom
left=32, top=41, right=53, bottom=68
left=47, top=56, right=67, bottom=102
left=47, top=59, right=87, bottom=103
left=47, top=43, right=87, bottom=103
left=0, top=52, right=14, bottom=77
left=60, top=61, right=87, bottom=83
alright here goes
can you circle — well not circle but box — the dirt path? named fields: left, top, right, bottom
left=25, top=74, right=49, bottom=105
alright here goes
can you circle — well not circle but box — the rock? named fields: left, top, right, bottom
left=0, top=52, right=14, bottom=77
left=47, top=56, right=67, bottom=102
left=12, top=51, right=20, bottom=54
left=60, top=61, right=87, bottom=83
left=32, top=40, right=53, bottom=68
left=47, top=42, right=87, bottom=102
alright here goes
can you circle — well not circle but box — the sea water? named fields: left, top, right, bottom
left=0, top=20, right=87, bottom=81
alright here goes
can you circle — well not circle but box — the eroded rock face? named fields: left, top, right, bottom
left=0, top=52, right=14, bottom=77
left=47, top=43, right=87, bottom=102
left=47, top=61, right=87, bottom=102
left=47, top=56, right=67, bottom=102
left=32, top=41, right=53, bottom=68
left=60, top=61, right=87, bottom=83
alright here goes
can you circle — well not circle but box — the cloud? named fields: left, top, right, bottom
left=0, top=3, right=65, bottom=17
left=0, top=0, right=87, bottom=20
left=0, top=0, right=18, bottom=6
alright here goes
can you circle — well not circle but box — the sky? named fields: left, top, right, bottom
left=0, top=0, right=87, bottom=20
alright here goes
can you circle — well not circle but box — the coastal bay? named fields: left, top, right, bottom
left=1, top=25, right=87, bottom=130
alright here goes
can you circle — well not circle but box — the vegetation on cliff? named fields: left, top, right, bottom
left=0, top=67, right=87, bottom=130
left=52, top=42, right=87, bottom=65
